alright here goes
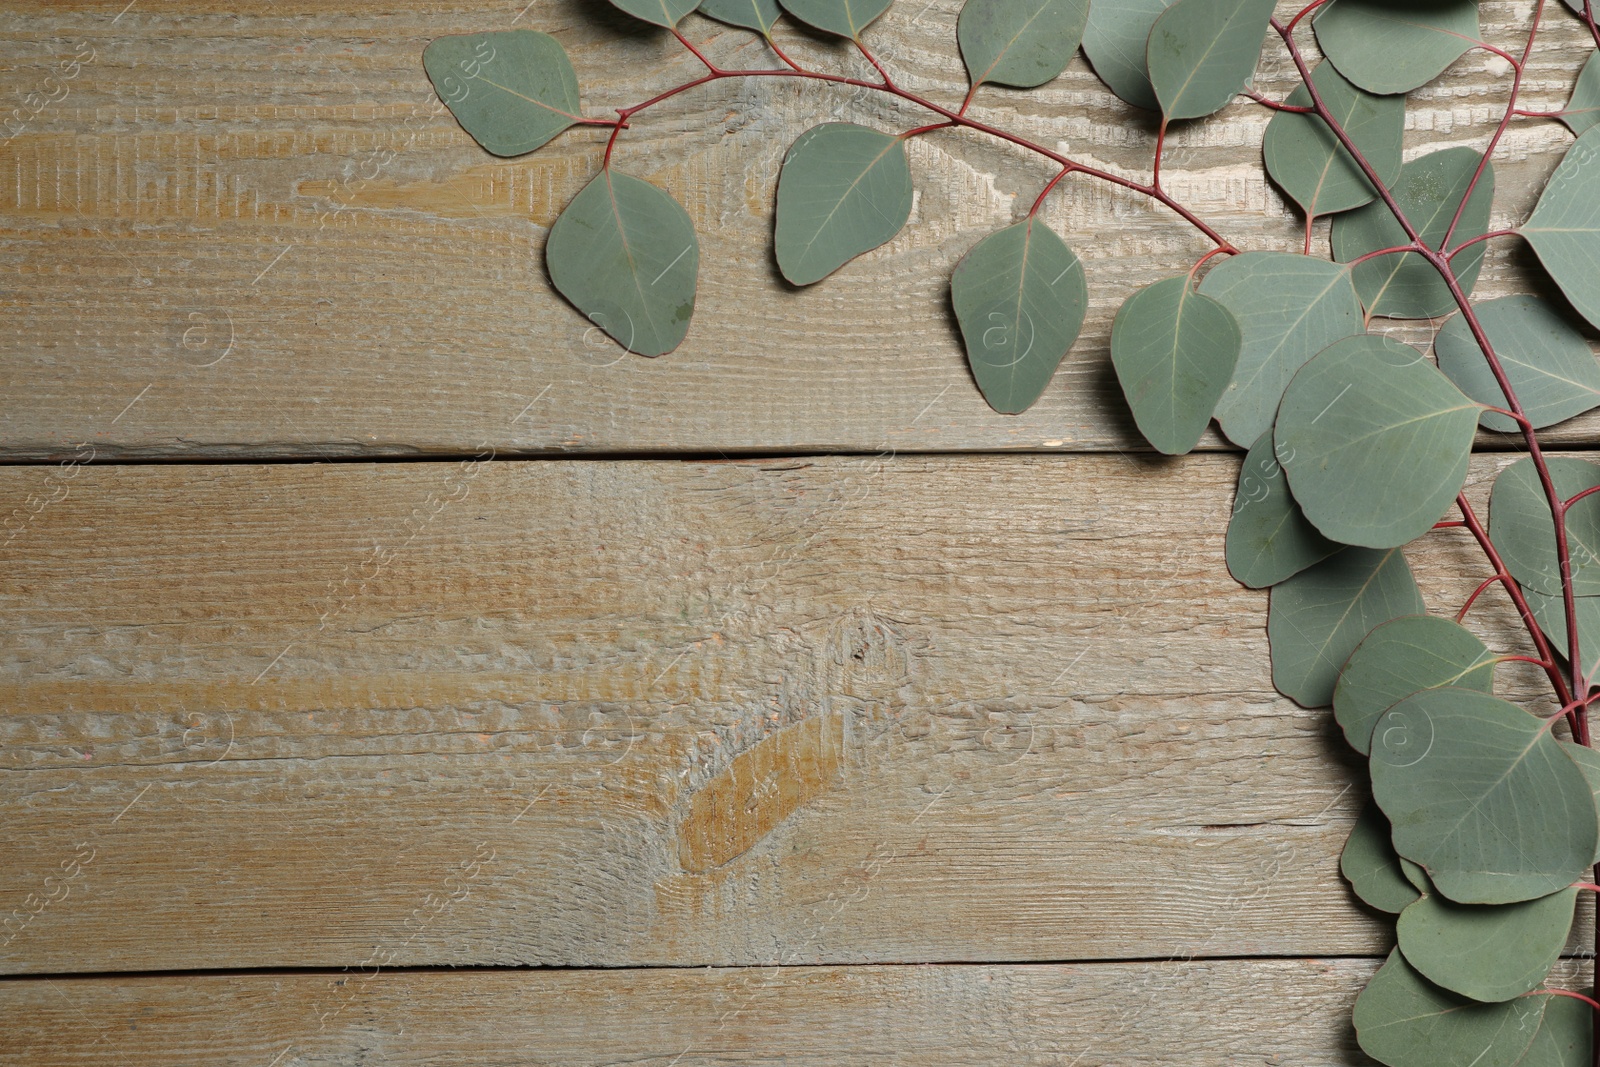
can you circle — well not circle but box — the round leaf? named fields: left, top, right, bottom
left=1524, top=126, right=1600, bottom=333
left=1147, top=0, right=1276, bottom=121
left=1199, top=252, right=1364, bottom=447
left=779, top=0, right=893, bottom=38
left=1268, top=546, right=1425, bottom=708
left=951, top=219, right=1088, bottom=414
left=1081, top=0, right=1178, bottom=110
left=1263, top=61, right=1405, bottom=217
left=1517, top=992, right=1593, bottom=1067
left=1341, top=804, right=1423, bottom=914
left=1225, top=430, right=1339, bottom=589
left=1561, top=50, right=1600, bottom=136
left=699, top=0, right=783, bottom=32
left=1401, top=857, right=1431, bottom=894
left=1354, top=950, right=1551, bottom=1067
left=1314, top=0, right=1479, bottom=96
left=1524, top=588, right=1600, bottom=683
left=1276, top=334, right=1481, bottom=549
left=1333, top=615, right=1497, bottom=755
left=1332, top=147, right=1496, bottom=319
left=1435, top=295, right=1600, bottom=433
left=547, top=169, right=700, bottom=358
left=1370, top=687, right=1600, bottom=904
left=774, top=122, right=913, bottom=286
left=958, top=0, right=1090, bottom=90
left=1487, top=456, right=1600, bottom=597
left=1397, top=886, right=1577, bottom=1003
left=1110, top=276, right=1240, bottom=455
left=1559, top=739, right=1600, bottom=865
left=608, top=0, right=702, bottom=27
left=423, top=30, right=582, bottom=157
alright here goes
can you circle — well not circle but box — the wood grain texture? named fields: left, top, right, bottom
left=2, top=454, right=1591, bottom=974
left=1, top=2, right=1595, bottom=459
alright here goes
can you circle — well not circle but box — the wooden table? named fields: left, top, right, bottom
left=2, top=2, right=1593, bottom=1063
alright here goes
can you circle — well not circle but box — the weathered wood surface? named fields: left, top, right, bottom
left=1, top=1, right=1595, bottom=459
left=3, top=454, right=1590, bottom=975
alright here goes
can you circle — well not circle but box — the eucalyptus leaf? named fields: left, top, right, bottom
left=1200, top=252, right=1364, bottom=447
left=1523, top=588, right=1600, bottom=682
left=774, top=122, right=913, bottom=286
left=608, top=0, right=703, bottom=27
left=1314, top=0, right=1479, bottom=96
left=1147, top=0, right=1276, bottom=121
left=1267, top=546, right=1425, bottom=708
left=1486, top=456, right=1600, bottom=596
left=1370, top=687, right=1599, bottom=904
left=1435, top=295, right=1600, bottom=433
left=1331, top=147, right=1496, bottom=319
left=423, top=30, right=582, bottom=157
left=699, top=0, right=783, bottom=32
left=1225, top=431, right=1338, bottom=589
left=1081, top=0, right=1178, bottom=110
left=1401, top=857, right=1431, bottom=894
left=1397, top=886, right=1577, bottom=1003
left=779, top=0, right=893, bottom=38
left=1562, top=51, right=1600, bottom=136
left=1517, top=992, right=1593, bottom=1067
left=1354, top=950, right=1550, bottom=1067
left=1559, top=740, right=1600, bottom=865
left=958, top=0, right=1090, bottom=90
left=1275, top=333, right=1481, bottom=549
left=1263, top=61, right=1405, bottom=218
left=1524, top=126, right=1600, bottom=332
left=1333, top=615, right=1497, bottom=755
left=951, top=219, right=1087, bottom=414
left=1342, top=804, right=1423, bottom=914
left=1110, top=276, right=1240, bottom=454
left=546, top=169, right=700, bottom=358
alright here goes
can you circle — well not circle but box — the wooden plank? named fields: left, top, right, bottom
left=1, top=2, right=1593, bottom=459
left=2, top=455, right=1588, bottom=974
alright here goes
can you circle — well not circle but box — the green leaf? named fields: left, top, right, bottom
left=1332, top=147, right=1496, bottom=319
left=423, top=30, right=582, bottom=158
left=1487, top=457, right=1600, bottom=597
left=1275, top=334, right=1481, bottom=549
left=1370, top=687, right=1599, bottom=904
left=1109, top=276, right=1240, bottom=454
left=1524, top=127, right=1600, bottom=333
left=1333, top=615, right=1497, bottom=755
left=1524, top=588, right=1600, bottom=682
left=1517, top=992, right=1593, bottom=1067
left=1401, top=857, right=1431, bottom=894
left=1199, top=252, right=1365, bottom=447
left=1397, top=886, right=1577, bottom=1003
left=1268, top=546, right=1425, bottom=708
left=1225, top=431, right=1339, bottom=588
left=952, top=220, right=1087, bottom=415
left=774, top=122, right=913, bottom=286
left=958, top=0, right=1090, bottom=90
left=1342, top=804, right=1423, bottom=914
left=608, top=0, right=703, bottom=27
left=1561, top=51, right=1600, bottom=136
left=1355, top=950, right=1550, bottom=1067
left=699, top=0, right=783, bottom=32
left=1081, top=0, right=1178, bottom=110
left=1146, top=0, right=1276, bottom=121
left=1314, top=0, right=1479, bottom=96
left=1435, top=295, right=1600, bottom=434
left=1559, top=740, right=1600, bottom=865
left=1263, top=61, right=1405, bottom=217
left=779, top=0, right=893, bottom=38
left=546, top=169, right=700, bottom=359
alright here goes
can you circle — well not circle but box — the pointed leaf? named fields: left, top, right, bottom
left=1370, top=687, right=1599, bottom=904
left=1487, top=457, right=1600, bottom=596
left=951, top=219, right=1087, bottom=414
left=1397, top=886, right=1577, bottom=1002
left=1355, top=950, right=1550, bottom=1067
left=1333, top=615, right=1497, bottom=755
left=1199, top=252, right=1365, bottom=447
left=958, top=0, right=1090, bottom=90
left=1225, top=430, right=1339, bottom=589
left=1559, top=739, right=1600, bottom=865
left=1147, top=0, right=1276, bottom=121
left=1524, top=127, right=1600, bottom=332
left=774, top=122, right=913, bottom=286
left=1263, top=61, right=1405, bottom=217
left=1110, top=275, right=1240, bottom=454
left=1268, top=546, right=1425, bottom=708
left=608, top=0, right=702, bottom=27
left=699, top=0, right=783, bottom=32
left=1436, top=295, right=1600, bottom=433
left=1314, top=0, right=1479, bottom=96
left=1082, top=0, right=1178, bottom=110
left=423, top=30, right=582, bottom=157
left=1275, top=334, right=1481, bottom=549
left=547, top=170, right=700, bottom=358
left=1342, top=804, right=1424, bottom=914
left=1561, top=50, right=1600, bottom=136
left=1332, top=147, right=1496, bottom=319
left=1523, top=588, right=1600, bottom=683
left=779, top=0, right=893, bottom=38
